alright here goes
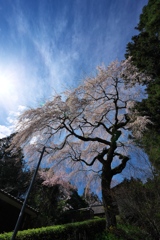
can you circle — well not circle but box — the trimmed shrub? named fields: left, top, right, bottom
left=0, top=218, right=105, bottom=240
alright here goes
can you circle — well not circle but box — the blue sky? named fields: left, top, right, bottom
left=0, top=0, right=148, bottom=138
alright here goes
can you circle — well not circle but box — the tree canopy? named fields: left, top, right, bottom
left=125, top=0, right=160, bottom=171
left=125, top=0, right=160, bottom=77
left=10, top=58, right=150, bottom=228
left=0, top=134, right=29, bottom=197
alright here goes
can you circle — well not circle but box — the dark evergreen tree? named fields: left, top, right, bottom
left=0, top=134, right=29, bottom=197
left=125, top=0, right=160, bottom=171
left=125, top=0, right=160, bottom=77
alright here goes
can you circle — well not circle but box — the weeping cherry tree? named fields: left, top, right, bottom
left=11, top=58, right=151, bottom=228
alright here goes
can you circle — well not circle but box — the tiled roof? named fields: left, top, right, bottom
left=0, top=189, right=38, bottom=216
left=91, top=205, right=105, bottom=215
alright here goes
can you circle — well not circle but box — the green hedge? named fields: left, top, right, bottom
left=0, top=218, right=106, bottom=240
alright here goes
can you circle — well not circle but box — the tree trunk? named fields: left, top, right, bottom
left=101, top=166, right=117, bottom=229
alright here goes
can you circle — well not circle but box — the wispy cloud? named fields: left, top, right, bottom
left=0, top=105, right=27, bottom=138
left=0, top=125, right=12, bottom=139
left=0, top=0, right=148, bottom=136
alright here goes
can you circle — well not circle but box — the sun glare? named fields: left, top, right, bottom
left=0, top=64, right=15, bottom=93
left=0, top=75, right=13, bottom=96
left=0, top=61, right=22, bottom=106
